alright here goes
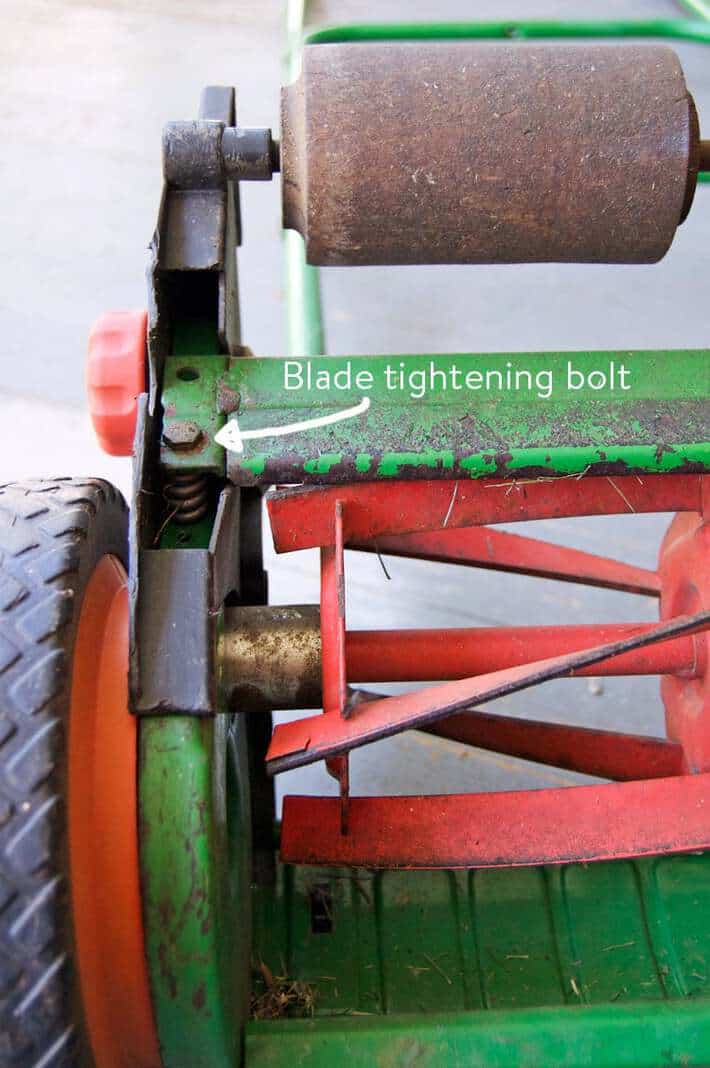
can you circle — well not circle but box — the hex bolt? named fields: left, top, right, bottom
left=216, top=385, right=241, bottom=415
left=162, top=420, right=204, bottom=450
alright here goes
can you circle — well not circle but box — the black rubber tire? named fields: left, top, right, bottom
left=0, top=479, right=128, bottom=1068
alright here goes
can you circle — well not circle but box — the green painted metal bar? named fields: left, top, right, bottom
left=285, top=1, right=325, bottom=357
left=245, top=1000, right=710, bottom=1067
left=285, top=231, right=325, bottom=358
left=165, top=350, right=710, bottom=483
left=303, top=18, right=710, bottom=46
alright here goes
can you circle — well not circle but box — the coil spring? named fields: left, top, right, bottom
left=163, top=472, right=210, bottom=524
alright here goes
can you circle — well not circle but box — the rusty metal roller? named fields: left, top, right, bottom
left=281, top=42, right=702, bottom=266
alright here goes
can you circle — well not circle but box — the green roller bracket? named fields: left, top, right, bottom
left=139, top=715, right=251, bottom=1068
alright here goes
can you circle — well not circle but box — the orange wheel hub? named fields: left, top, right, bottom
left=68, top=555, right=161, bottom=1067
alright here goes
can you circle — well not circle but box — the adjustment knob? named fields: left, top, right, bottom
left=87, top=310, right=147, bottom=456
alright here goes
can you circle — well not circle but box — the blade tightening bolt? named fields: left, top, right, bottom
left=162, top=420, right=203, bottom=450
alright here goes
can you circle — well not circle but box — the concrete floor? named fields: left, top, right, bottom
left=1, top=0, right=708, bottom=806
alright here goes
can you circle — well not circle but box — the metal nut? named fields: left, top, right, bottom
left=216, top=384, right=241, bottom=415
left=162, top=420, right=204, bottom=450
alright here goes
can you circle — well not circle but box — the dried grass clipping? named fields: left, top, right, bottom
left=251, top=961, right=316, bottom=1020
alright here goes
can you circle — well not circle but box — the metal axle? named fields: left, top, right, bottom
left=220, top=605, right=321, bottom=712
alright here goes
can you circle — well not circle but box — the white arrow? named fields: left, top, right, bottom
left=215, top=396, right=371, bottom=454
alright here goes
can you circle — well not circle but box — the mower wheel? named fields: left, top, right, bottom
left=0, top=480, right=158, bottom=1068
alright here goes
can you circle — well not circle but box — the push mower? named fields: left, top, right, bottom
left=2, top=7, right=710, bottom=1067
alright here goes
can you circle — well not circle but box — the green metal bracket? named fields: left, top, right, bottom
left=161, top=355, right=228, bottom=476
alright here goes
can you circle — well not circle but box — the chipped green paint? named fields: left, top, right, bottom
left=377, top=451, right=455, bottom=476
left=236, top=455, right=267, bottom=478
left=304, top=454, right=343, bottom=475
left=162, top=351, right=710, bottom=485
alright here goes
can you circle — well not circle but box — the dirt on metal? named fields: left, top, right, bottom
left=221, top=605, right=322, bottom=712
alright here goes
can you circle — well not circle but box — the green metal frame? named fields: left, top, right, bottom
left=140, top=314, right=250, bottom=1067
left=247, top=1002, right=710, bottom=1067
left=248, top=853, right=710, bottom=1066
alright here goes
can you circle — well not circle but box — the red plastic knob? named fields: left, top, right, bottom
left=87, top=310, right=147, bottom=456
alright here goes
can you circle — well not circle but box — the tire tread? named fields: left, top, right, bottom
left=0, top=479, right=127, bottom=1068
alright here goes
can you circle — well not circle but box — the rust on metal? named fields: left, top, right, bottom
left=282, top=42, right=699, bottom=265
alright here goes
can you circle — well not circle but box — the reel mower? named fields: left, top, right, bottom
left=2, top=10, right=710, bottom=1068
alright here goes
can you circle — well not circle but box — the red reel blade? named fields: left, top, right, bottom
left=267, top=610, right=710, bottom=774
